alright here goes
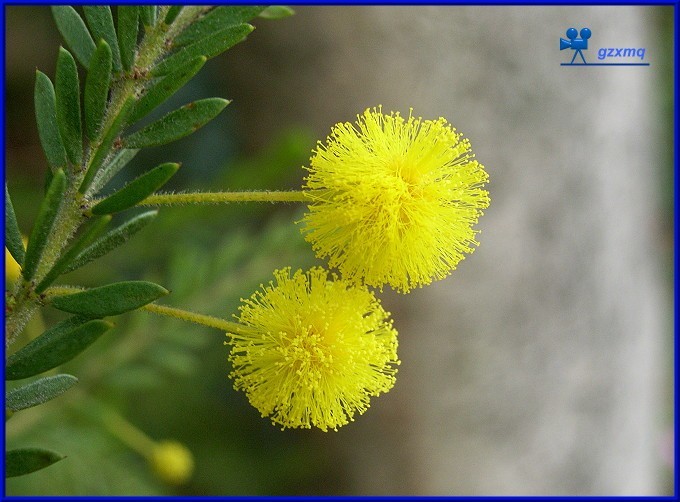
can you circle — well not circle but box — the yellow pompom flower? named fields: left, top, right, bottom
left=226, top=267, right=399, bottom=432
left=301, top=107, right=490, bottom=293
left=149, top=440, right=194, bottom=485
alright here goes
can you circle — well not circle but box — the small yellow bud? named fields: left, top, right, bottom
left=5, top=247, right=21, bottom=285
left=149, top=440, right=194, bottom=485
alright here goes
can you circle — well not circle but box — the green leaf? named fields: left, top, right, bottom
left=51, top=6, right=96, bottom=69
left=84, top=39, right=112, bottom=140
left=6, top=374, right=78, bottom=411
left=152, top=24, right=254, bottom=76
left=164, top=6, right=183, bottom=25
left=89, top=148, right=139, bottom=194
left=55, top=47, right=83, bottom=166
left=129, top=56, right=206, bottom=124
left=21, top=169, right=67, bottom=281
left=258, top=6, right=295, bottom=19
left=50, top=281, right=169, bottom=318
left=35, top=215, right=111, bottom=293
left=80, top=96, right=135, bottom=194
left=6, top=448, right=65, bottom=478
left=5, top=185, right=25, bottom=266
left=173, top=6, right=264, bottom=47
left=117, top=6, right=139, bottom=72
left=83, top=6, right=121, bottom=73
left=92, top=163, right=180, bottom=215
left=63, top=210, right=157, bottom=274
left=34, top=71, right=68, bottom=170
left=6, top=318, right=113, bottom=380
left=139, top=5, right=157, bottom=27
left=124, top=98, right=229, bottom=148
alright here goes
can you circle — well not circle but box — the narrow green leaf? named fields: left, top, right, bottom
left=83, top=6, right=121, bottom=73
left=5, top=185, right=25, bottom=266
left=22, top=169, right=66, bottom=281
left=34, top=71, right=68, bottom=170
left=92, top=163, right=180, bottom=215
left=55, top=47, right=82, bottom=166
left=124, top=98, right=229, bottom=148
left=50, top=281, right=169, bottom=318
left=63, top=210, right=157, bottom=274
left=152, top=24, right=254, bottom=76
left=7, top=318, right=113, bottom=380
left=6, top=374, right=78, bottom=411
left=80, top=96, right=135, bottom=194
left=258, top=6, right=295, bottom=19
left=43, top=169, right=54, bottom=195
left=35, top=215, right=112, bottom=293
left=139, top=5, right=157, bottom=27
left=173, top=6, right=264, bottom=47
left=84, top=39, right=112, bottom=140
left=129, top=56, right=206, bottom=124
left=6, top=448, right=65, bottom=478
left=164, top=6, right=183, bottom=25
left=51, top=6, right=96, bottom=69
left=117, top=6, right=139, bottom=72
left=89, top=148, right=139, bottom=194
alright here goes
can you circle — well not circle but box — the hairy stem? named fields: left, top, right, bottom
left=140, top=190, right=308, bottom=206
left=142, top=303, right=249, bottom=334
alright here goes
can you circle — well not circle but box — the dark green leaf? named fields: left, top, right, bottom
left=117, top=6, right=139, bottom=72
left=6, top=374, right=78, bottom=411
left=5, top=185, right=25, bottom=266
left=63, top=210, right=157, bottom=273
left=51, top=6, right=96, bottom=69
left=139, top=5, right=157, bottom=26
left=173, top=6, right=264, bottom=47
left=34, top=71, right=68, bottom=170
left=258, top=6, right=295, bottom=19
left=129, top=56, right=206, bottom=124
left=83, top=6, right=121, bottom=73
left=152, top=24, right=254, bottom=76
left=22, top=169, right=66, bottom=281
left=92, top=163, right=180, bottom=215
left=89, top=148, right=139, bottom=194
left=124, top=98, right=229, bottom=148
left=84, top=39, right=112, bottom=140
left=164, top=6, right=183, bottom=25
left=80, top=96, right=135, bottom=194
left=50, top=281, right=169, bottom=318
left=6, top=448, right=65, bottom=478
left=55, top=47, right=83, bottom=166
left=7, top=318, right=113, bottom=380
left=35, top=215, right=112, bottom=293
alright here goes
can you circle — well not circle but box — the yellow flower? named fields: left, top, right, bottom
left=301, top=107, right=490, bottom=293
left=226, top=267, right=399, bottom=432
left=149, top=440, right=194, bottom=485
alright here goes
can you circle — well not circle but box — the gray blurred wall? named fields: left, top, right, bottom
left=224, top=6, right=673, bottom=495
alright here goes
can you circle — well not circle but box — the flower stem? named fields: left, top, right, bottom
left=141, top=303, right=248, bottom=334
left=98, top=403, right=156, bottom=458
left=139, top=190, right=308, bottom=206
left=44, top=285, right=250, bottom=335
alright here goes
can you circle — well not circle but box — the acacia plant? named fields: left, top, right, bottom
left=5, top=4, right=489, bottom=484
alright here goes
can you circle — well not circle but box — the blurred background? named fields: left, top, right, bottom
left=5, top=6, right=674, bottom=496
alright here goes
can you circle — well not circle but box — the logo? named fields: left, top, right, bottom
left=560, top=27, right=591, bottom=64
left=559, top=27, right=650, bottom=67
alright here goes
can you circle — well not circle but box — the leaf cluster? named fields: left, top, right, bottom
left=5, top=4, right=285, bottom=479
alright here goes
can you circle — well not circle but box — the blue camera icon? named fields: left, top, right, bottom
left=560, top=27, right=592, bottom=64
